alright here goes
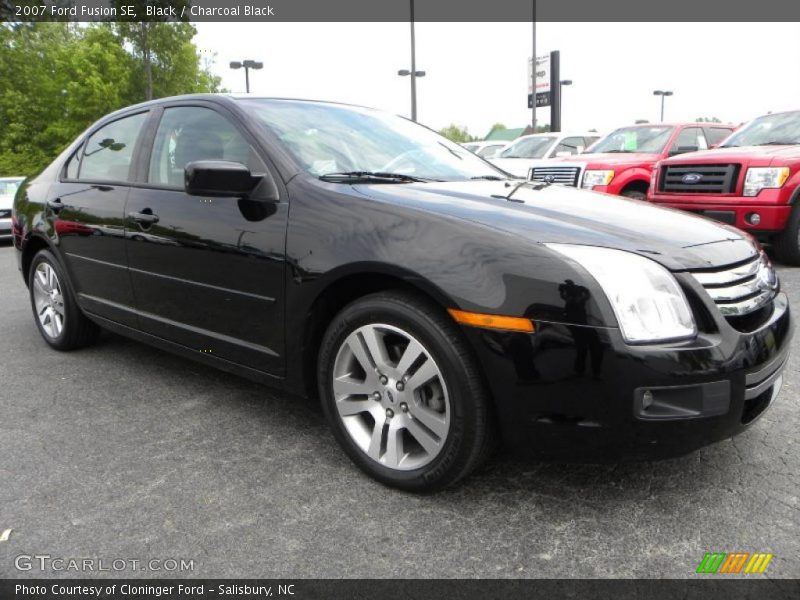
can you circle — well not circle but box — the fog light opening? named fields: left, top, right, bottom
left=746, top=212, right=761, bottom=226
left=642, top=390, right=654, bottom=411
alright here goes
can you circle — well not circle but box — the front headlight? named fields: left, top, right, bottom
left=743, top=167, right=790, bottom=197
left=581, top=170, right=615, bottom=189
left=546, top=244, right=697, bottom=344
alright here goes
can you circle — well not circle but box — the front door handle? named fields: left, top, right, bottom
left=129, top=209, right=159, bottom=225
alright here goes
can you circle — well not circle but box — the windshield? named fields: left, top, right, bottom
left=241, top=100, right=503, bottom=182
left=720, top=112, right=800, bottom=147
left=0, top=178, right=23, bottom=197
left=587, top=126, right=674, bottom=154
left=498, top=136, right=555, bottom=159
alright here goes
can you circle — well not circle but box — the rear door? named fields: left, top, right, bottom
left=124, top=103, right=288, bottom=375
left=47, top=110, right=150, bottom=327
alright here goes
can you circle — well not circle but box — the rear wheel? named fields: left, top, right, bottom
left=774, top=205, right=800, bottom=266
left=28, top=249, right=99, bottom=350
left=317, top=291, right=494, bottom=491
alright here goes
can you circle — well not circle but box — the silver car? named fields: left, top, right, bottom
left=0, top=177, right=24, bottom=241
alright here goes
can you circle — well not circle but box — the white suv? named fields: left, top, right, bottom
left=490, top=132, right=600, bottom=177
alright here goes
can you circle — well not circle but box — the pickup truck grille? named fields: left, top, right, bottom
left=690, top=254, right=777, bottom=317
left=660, top=164, right=739, bottom=194
left=528, top=166, right=580, bottom=186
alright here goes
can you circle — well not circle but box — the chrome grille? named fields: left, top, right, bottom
left=528, top=166, right=580, bottom=186
left=690, top=254, right=778, bottom=317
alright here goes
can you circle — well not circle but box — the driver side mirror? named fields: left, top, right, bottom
left=669, top=145, right=699, bottom=156
left=185, top=160, right=277, bottom=201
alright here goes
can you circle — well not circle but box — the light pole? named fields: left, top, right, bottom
left=230, top=60, right=263, bottom=94
left=398, top=0, right=425, bottom=121
left=653, top=90, right=673, bottom=122
left=558, top=80, right=572, bottom=128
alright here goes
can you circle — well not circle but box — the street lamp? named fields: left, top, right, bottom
left=653, top=90, right=673, bottom=122
left=230, top=60, right=263, bottom=94
left=397, top=0, right=426, bottom=122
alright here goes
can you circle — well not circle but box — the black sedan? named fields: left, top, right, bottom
left=12, top=95, right=792, bottom=491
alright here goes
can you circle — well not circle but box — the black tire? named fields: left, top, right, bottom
left=774, top=205, right=800, bottom=266
left=318, top=290, right=495, bottom=492
left=621, top=188, right=647, bottom=200
left=28, top=249, right=100, bottom=350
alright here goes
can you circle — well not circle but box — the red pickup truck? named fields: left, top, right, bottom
left=649, top=111, right=800, bottom=264
left=529, top=122, right=735, bottom=198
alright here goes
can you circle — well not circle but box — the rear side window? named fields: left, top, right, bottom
left=148, top=106, right=263, bottom=187
left=64, top=147, right=81, bottom=180
left=79, top=112, right=148, bottom=182
left=670, top=127, right=708, bottom=153
left=705, top=127, right=733, bottom=147
left=554, top=136, right=586, bottom=156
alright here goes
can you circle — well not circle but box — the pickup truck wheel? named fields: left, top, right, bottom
left=621, top=189, right=646, bottom=200
left=774, top=206, right=800, bottom=266
left=28, top=249, right=100, bottom=350
left=317, top=291, right=495, bottom=491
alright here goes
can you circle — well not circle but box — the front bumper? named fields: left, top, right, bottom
left=464, top=292, right=792, bottom=461
left=649, top=193, right=791, bottom=233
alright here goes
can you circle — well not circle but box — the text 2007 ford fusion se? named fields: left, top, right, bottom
left=12, top=95, right=792, bottom=491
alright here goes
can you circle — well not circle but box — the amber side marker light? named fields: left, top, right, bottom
left=448, top=309, right=535, bottom=333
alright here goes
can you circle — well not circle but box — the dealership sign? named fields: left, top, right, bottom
left=528, top=54, right=551, bottom=107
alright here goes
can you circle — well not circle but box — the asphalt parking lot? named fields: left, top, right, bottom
left=0, top=243, right=798, bottom=579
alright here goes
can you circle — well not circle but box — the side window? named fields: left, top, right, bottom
left=148, top=106, right=263, bottom=187
left=79, top=112, right=148, bottom=182
left=553, top=136, right=586, bottom=156
left=584, top=136, right=600, bottom=149
left=705, top=128, right=733, bottom=147
left=670, top=127, right=707, bottom=154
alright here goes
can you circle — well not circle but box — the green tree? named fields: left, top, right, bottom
left=488, top=123, right=507, bottom=136
left=439, top=124, right=476, bottom=143
left=0, top=21, right=221, bottom=176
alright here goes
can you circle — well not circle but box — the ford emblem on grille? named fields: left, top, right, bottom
left=544, top=175, right=556, bottom=184
left=682, top=173, right=703, bottom=184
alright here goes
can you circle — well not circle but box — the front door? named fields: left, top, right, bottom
left=124, top=105, right=287, bottom=375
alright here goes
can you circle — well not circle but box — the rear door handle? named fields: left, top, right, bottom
left=129, top=209, right=159, bottom=225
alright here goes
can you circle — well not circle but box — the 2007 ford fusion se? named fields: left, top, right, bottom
left=12, top=95, right=792, bottom=490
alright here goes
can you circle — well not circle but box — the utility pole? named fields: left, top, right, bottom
left=398, top=0, right=426, bottom=122
left=531, top=0, right=537, bottom=130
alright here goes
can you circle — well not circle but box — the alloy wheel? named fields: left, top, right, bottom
left=32, top=262, right=65, bottom=339
left=331, top=323, right=450, bottom=471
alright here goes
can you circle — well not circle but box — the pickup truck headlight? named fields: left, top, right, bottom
left=546, top=244, right=697, bottom=344
left=743, top=167, right=790, bottom=197
left=581, top=170, right=615, bottom=189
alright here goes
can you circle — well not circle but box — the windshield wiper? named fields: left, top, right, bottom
left=602, top=149, right=634, bottom=153
left=754, top=141, right=800, bottom=146
left=471, top=175, right=505, bottom=180
left=318, top=171, right=431, bottom=183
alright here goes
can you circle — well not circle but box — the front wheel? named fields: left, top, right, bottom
left=28, top=249, right=99, bottom=350
left=317, top=291, right=495, bottom=491
left=774, top=205, right=800, bottom=266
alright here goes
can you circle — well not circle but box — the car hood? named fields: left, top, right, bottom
left=661, top=144, right=800, bottom=165
left=355, top=181, right=756, bottom=270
